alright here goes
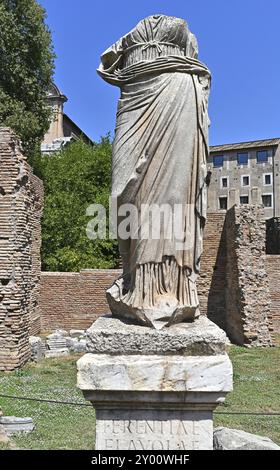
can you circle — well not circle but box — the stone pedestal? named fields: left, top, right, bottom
left=77, top=315, right=233, bottom=450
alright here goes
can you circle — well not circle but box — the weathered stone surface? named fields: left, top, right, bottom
left=46, top=338, right=67, bottom=350
left=47, top=329, right=68, bottom=339
left=78, top=321, right=232, bottom=450
left=96, top=409, right=213, bottom=450
left=78, top=313, right=233, bottom=450
left=77, top=15, right=234, bottom=451
left=66, top=337, right=87, bottom=353
left=79, top=350, right=232, bottom=450
left=97, top=15, right=211, bottom=329
left=65, top=336, right=76, bottom=350
left=0, top=128, right=43, bottom=371
left=29, top=336, right=45, bottom=362
left=0, top=424, right=9, bottom=443
left=226, top=206, right=272, bottom=346
left=46, top=331, right=68, bottom=351
left=266, top=255, right=280, bottom=339
left=70, top=329, right=85, bottom=338
left=86, top=315, right=229, bottom=356
left=45, top=348, right=69, bottom=358
left=214, top=427, right=280, bottom=451
left=77, top=353, right=232, bottom=393
left=0, top=416, right=34, bottom=435
left=74, top=339, right=87, bottom=353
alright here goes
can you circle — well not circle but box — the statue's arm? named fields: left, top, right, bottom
left=99, top=38, right=123, bottom=72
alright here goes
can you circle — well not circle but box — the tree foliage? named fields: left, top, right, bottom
left=0, top=0, right=55, bottom=157
left=37, top=138, right=119, bottom=272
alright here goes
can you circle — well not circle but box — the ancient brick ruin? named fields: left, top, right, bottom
left=266, top=255, right=280, bottom=338
left=0, top=127, right=279, bottom=370
left=0, top=128, right=43, bottom=371
left=225, top=206, right=272, bottom=346
left=38, top=209, right=279, bottom=346
left=39, top=270, right=120, bottom=331
left=39, top=214, right=228, bottom=333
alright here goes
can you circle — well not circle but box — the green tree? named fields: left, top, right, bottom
left=38, top=138, right=119, bottom=272
left=0, top=0, right=55, bottom=157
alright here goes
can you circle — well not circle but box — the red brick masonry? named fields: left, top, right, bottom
left=39, top=212, right=280, bottom=343
left=39, top=213, right=228, bottom=333
left=40, top=270, right=121, bottom=332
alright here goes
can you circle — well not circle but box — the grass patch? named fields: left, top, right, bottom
left=0, top=346, right=279, bottom=449
left=214, top=346, right=280, bottom=444
left=0, top=355, right=95, bottom=450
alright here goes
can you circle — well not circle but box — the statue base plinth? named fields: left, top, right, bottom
left=77, top=315, right=233, bottom=450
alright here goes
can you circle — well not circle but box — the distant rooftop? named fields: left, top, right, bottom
left=210, top=137, right=280, bottom=153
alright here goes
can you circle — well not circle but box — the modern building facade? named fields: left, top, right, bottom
left=41, top=84, right=93, bottom=154
left=208, top=138, right=280, bottom=219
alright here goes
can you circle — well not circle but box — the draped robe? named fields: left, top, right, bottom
left=98, top=15, right=211, bottom=328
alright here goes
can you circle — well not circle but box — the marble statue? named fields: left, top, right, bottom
left=98, top=14, right=211, bottom=328
left=77, top=18, right=232, bottom=452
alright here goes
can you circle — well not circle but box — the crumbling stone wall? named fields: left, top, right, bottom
left=0, top=128, right=43, bottom=370
left=225, top=205, right=272, bottom=347
left=38, top=207, right=276, bottom=346
left=265, top=255, right=280, bottom=336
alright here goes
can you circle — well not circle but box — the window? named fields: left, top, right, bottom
left=262, top=194, right=272, bottom=208
left=257, top=150, right=269, bottom=163
left=240, top=196, right=249, bottom=205
left=264, top=173, right=272, bottom=186
left=213, top=155, right=224, bottom=168
left=221, top=177, right=228, bottom=188
left=219, top=196, right=228, bottom=210
left=242, top=175, right=250, bottom=187
left=237, top=153, right=248, bottom=165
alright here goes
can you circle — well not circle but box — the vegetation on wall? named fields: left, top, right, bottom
left=0, top=0, right=55, bottom=158
left=36, top=138, right=119, bottom=272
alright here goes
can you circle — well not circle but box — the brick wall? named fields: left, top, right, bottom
left=265, top=255, right=280, bottom=336
left=38, top=208, right=278, bottom=346
left=197, top=213, right=227, bottom=329
left=39, top=213, right=227, bottom=332
left=29, top=175, right=44, bottom=336
left=40, top=270, right=121, bottom=332
left=0, top=128, right=43, bottom=370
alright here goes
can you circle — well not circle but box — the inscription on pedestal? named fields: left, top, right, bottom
left=96, top=410, right=213, bottom=450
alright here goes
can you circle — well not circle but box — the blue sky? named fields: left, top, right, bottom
left=39, top=0, right=280, bottom=145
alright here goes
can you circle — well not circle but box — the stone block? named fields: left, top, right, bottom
left=77, top=316, right=233, bottom=450
left=70, top=329, right=85, bottom=338
left=0, top=416, right=34, bottom=435
left=214, top=427, right=280, bottom=450
left=45, top=348, right=69, bottom=358
left=96, top=409, right=213, bottom=450
left=29, top=336, right=45, bottom=362
left=0, top=424, right=9, bottom=443
left=86, top=315, right=229, bottom=356
left=46, top=337, right=67, bottom=350
left=78, top=353, right=232, bottom=393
